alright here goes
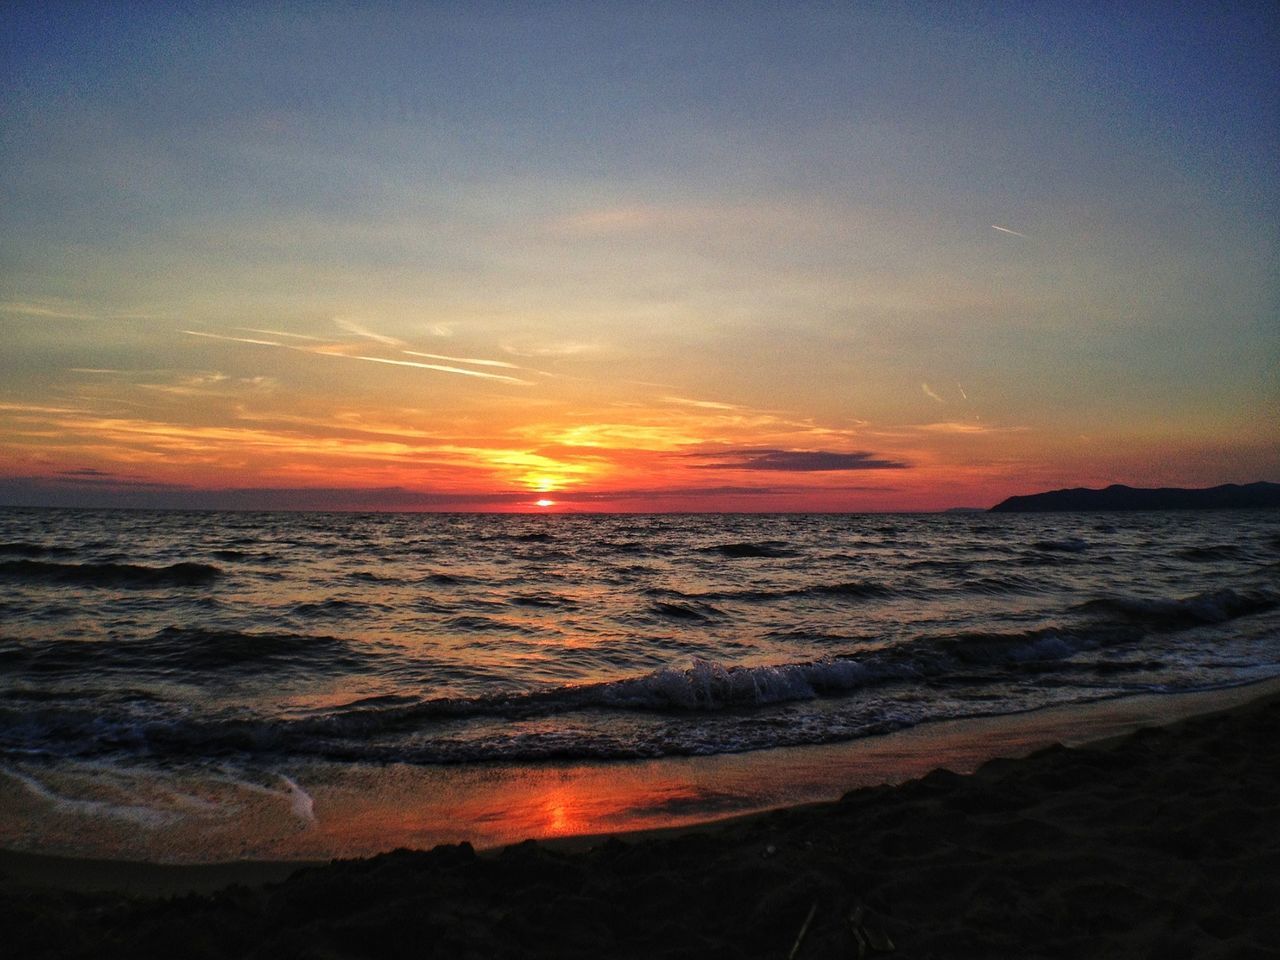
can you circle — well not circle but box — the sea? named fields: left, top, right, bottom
left=1, top=507, right=1278, bottom=861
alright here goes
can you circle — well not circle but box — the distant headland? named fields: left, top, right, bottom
left=990, top=482, right=1280, bottom=513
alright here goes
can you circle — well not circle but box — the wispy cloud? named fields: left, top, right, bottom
left=501, top=340, right=601, bottom=358
left=184, top=330, right=282, bottom=347
left=0, top=300, right=97, bottom=320
left=991, top=224, right=1027, bottom=238
left=52, top=468, right=180, bottom=489
left=349, top=355, right=532, bottom=384
left=534, top=422, right=702, bottom=450
left=690, top=448, right=909, bottom=471
left=403, top=350, right=523, bottom=370
left=237, top=328, right=324, bottom=341
left=914, top=421, right=1027, bottom=435
left=334, top=318, right=404, bottom=346
left=662, top=396, right=739, bottom=411
left=0, top=402, right=89, bottom=415
left=921, top=383, right=945, bottom=403
left=183, top=325, right=539, bottom=387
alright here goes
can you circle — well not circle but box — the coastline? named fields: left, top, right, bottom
left=9, top=676, right=1280, bottom=871
left=4, top=675, right=1279, bottom=900
left=8, top=677, right=1279, bottom=956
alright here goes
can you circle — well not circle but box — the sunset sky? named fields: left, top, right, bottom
left=2, top=3, right=1276, bottom=511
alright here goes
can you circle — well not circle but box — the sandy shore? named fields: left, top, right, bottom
left=5, top=683, right=1280, bottom=957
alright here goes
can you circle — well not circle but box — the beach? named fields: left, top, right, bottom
left=5, top=680, right=1279, bottom=959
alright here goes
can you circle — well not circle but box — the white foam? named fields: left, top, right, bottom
left=279, top=774, right=317, bottom=823
left=1, top=766, right=178, bottom=828
left=209, top=767, right=316, bottom=823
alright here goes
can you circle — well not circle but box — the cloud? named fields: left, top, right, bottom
left=0, top=402, right=87, bottom=415
left=184, top=330, right=282, bottom=346
left=690, top=448, right=909, bottom=471
left=402, top=350, right=523, bottom=370
left=0, top=300, right=97, bottom=320
left=536, top=422, right=702, bottom=450
left=0, top=479, right=513, bottom=511
left=991, top=224, right=1027, bottom=238
left=182, top=325, right=536, bottom=386
left=237, top=328, right=324, bottom=341
left=47, top=469, right=186, bottom=490
left=349, top=355, right=532, bottom=384
left=921, top=383, right=945, bottom=403
left=501, top=340, right=601, bottom=358
left=913, top=421, right=1027, bottom=434
left=662, top=396, right=740, bottom=411
left=334, top=318, right=404, bottom=346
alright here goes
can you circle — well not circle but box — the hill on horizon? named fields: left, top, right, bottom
left=990, top=482, right=1280, bottom=512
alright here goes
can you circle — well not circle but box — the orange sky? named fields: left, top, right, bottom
left=2, top=5, right=1276, bottom=511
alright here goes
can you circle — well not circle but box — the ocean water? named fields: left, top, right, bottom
left=1, top=508, right=1278, bottom=857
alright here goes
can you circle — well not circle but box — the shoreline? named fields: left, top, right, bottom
left=4, top=674, right=1279, bottom=899
left=8, top=675, right=1279, bottom=956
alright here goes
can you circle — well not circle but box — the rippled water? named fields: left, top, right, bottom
left=2, top=507, right=1278, bottom=776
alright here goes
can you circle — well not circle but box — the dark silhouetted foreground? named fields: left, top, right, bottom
left=4, top=694, right=1279, bottom=959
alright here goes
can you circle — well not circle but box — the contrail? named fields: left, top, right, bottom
left=991, top=224, right=1027, bottom=237
left=403, top=350, right=522, bottom=370
left=184, top=330, right=281, bottom=347
left=351, top=354, right=532, bottom=384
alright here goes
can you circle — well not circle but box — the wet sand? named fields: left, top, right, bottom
left=4, top=681, right=1280, bottom=957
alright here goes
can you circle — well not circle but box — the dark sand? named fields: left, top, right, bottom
left=4, top=688, right=1280, bottom=959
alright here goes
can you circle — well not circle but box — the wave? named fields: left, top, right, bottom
left=6, top=599, right=1272, bottom=765
left=591, top=656, right=878, bottom=710
left=211, top=549, right=281, bottom=563
left=1175, top=545, right=1242, bottom=562
left=807, top=580, right=896, bottom=599
left=962, top=574, right=1046, bottom=595
left=698, top=542, right=798, bottom=559
left=421, top=572, right=469, bottom=585
left=0, top=559, right=222, bottom=588
left=291, top=598, right=390, bottom=618
left=0, top=633, right=1129, bottom=765
left=508, top=593, right=578, bottom=608
left=441, top=614, right=541, bottom=634
left=1031, top=538, right=1089, bottom=553
left=0, top=542, right=76, bottom=558
left=1074, top=588, right=1277, bottom=628
left=650, top=600, right=725, bottom=621
left=647, top=580, right=898, bottom=605
left=0, top=626, right=370, bottom=676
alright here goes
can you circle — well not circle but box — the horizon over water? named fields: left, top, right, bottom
left=1, top=507, right=1278, bottom=861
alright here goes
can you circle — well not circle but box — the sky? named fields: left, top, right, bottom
left=1, top=1, right=1277, bottom=512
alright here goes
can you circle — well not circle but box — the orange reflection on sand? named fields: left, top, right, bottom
left=298, top=760, right=754, bottom=859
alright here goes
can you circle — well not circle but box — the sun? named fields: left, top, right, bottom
left=535, top=499, right=555, bottom=508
